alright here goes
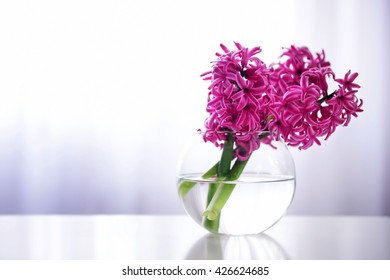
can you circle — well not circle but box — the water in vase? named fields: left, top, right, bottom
left=178, top=173, right=295, bottom=235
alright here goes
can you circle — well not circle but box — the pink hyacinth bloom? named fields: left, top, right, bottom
left=335, top=70, right=361, bottom=92
left=326, top=87, right=363, bottom=126
left=201, top=43, right=363, bottom=156
left=201, top=42, right=271, bottom=160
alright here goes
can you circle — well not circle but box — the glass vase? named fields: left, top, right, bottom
left=177, top=131, right=296, bottom=235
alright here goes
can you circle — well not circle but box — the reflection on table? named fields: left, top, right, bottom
left=0, top=215, right=389, bottom=260
left=186, top=233, right=289, bottom=260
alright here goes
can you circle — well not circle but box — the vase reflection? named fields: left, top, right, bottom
left=185, top=233, right=289, bottom=260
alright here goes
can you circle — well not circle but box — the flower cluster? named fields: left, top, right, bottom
left=201, top=43, right=363, bottom=159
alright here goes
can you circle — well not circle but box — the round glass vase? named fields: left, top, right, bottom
left=177, top=131, right=296, bottom=235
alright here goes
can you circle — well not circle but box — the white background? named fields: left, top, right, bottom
left=0, top=0, right=388, bottom=215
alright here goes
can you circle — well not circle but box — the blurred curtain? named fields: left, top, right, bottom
left=0, top=0, right=388, bottom=215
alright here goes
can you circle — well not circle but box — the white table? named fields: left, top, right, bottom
left=0, top=215, right=389, bottom=260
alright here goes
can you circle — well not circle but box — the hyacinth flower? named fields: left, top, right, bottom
left=178, top=43, right=363, bottom=233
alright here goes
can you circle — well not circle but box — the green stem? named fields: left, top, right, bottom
left=202, top=156, right=251, bottom=224
left=178, top=161, right=219, bottom=198
left=178, top=180, right=197, bottom=199
left=217, top=133, right=234, bottom=178
left=180, top=132, right=270, bottom=233
left=202, top=161, right=219, bottom=179
left=229, top=154, right=251, bottom=181
left=203, top=182, right=220, bottom=232
left=178, top=144, right=239, bottom=199
left=202, top=133, right=235, bottom=232
left=206, top=182, right=218, bottom=206
left=203, top=182, right=235, bottom=221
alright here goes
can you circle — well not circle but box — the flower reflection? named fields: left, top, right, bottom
left=186, top=233, right=289, bottom=260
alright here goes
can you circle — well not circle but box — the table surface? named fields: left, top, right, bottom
left=0, top=215, right=389, bottom=260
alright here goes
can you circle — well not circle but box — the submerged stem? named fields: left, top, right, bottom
left=202, top=156, right=251, bottom=223
left=178, top=143, right=239, bottom=199
left=203, top=133, right=235, bottom=231
left=203, top=183, right=235, bottom=221
left=179, top=132, right=258, bottom=233
left=203, top=182, right=220, bottom=232
left=178, top=161, right=219, bottom=198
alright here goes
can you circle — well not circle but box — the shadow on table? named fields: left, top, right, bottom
left=185, top=233, right=289, bottom=260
